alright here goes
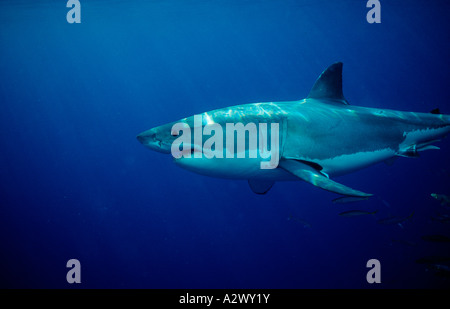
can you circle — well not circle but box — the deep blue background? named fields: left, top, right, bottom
left=0, top=0, right=449, bottom=288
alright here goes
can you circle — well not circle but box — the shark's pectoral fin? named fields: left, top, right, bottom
left=248, top=180, right=275, bottom=195
left=278, top=159, right=372, bottom=197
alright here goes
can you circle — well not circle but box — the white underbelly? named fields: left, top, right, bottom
left=175, top=148, right=396, bottom=180
left=174, top=157, right=296, bottom=180
left=316, top=148, right=396, bottom=177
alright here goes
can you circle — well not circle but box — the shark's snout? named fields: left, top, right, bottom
left=136, top=133, right=147, bottom=144
left=136, top=129, right=172, bottom=154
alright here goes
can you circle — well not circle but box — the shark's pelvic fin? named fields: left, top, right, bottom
left=279, top=159, right=372, bottom=197
left=248, top=180, right=275, bottom=195
left=306, top=62, right=349, bottom=105
left=397, top=140, right=441, bottom=158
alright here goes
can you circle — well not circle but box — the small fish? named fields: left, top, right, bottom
left=338, top=210, right=377, bottom=217
left=380, top=199, right=391, bottom=208
left=332, top=196, right=370, bottom=204
left=427, top=264, right=450, bottom=279
left=431, top=193, right=450, bottom=206
left=431, top=213, right=450, bottom=223
left=287, top=215, right=311, bottom=228
left=377, top=211, right=414, bottom=228
left=421, top=234, right=450, bottom=243
left=432, top=264, right=450, bottom=271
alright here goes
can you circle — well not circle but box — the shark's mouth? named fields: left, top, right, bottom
left=172, top=144, right=203, bottom=159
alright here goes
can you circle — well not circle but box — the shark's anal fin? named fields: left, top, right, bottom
left=279, top=159, right=372, bottom=197
left=248, top=180, right=275, bottom=195
left=306, top=62, right=349, bottom=105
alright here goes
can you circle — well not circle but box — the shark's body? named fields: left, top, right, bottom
left=137, top=62, right=450, bottom=197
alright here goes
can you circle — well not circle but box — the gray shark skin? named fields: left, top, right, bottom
left=137, top=62, right=450, bottom=197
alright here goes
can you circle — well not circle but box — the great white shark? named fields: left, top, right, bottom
left=137, top=62, right=450, bottom=197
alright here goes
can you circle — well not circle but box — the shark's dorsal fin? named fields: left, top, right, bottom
left=307, top=62, right=349, bottom=105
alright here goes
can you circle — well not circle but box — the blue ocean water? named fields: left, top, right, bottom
left=0, top=0, right=449, bottom=288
